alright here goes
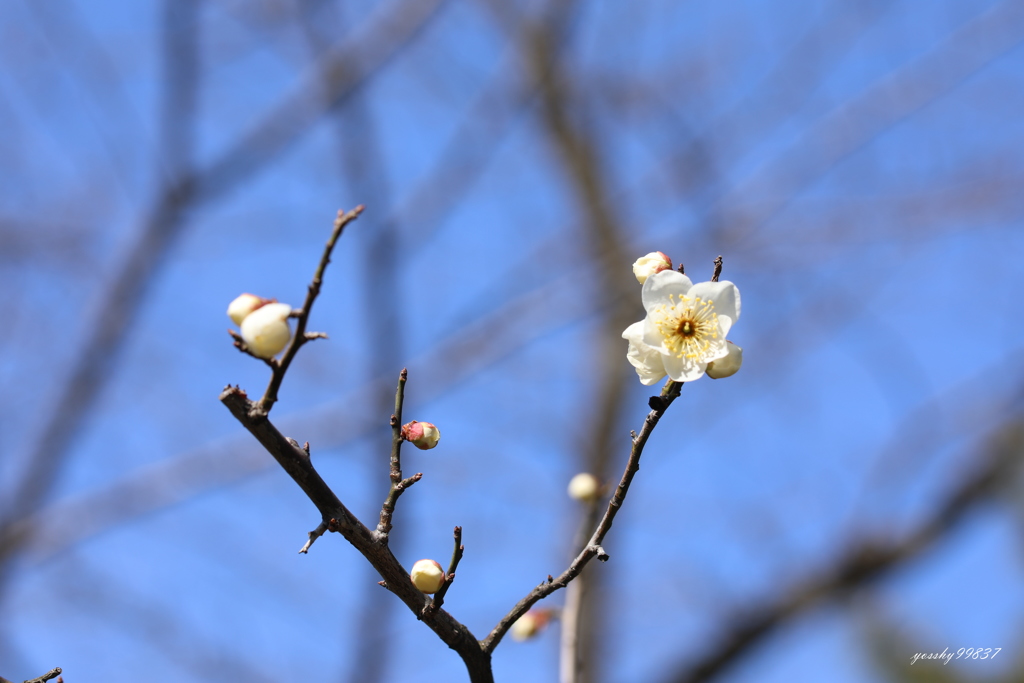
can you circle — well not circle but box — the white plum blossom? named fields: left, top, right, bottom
left=632, top=251, right=672, bottom=284
left=240, top=302, right=293, bottom=359
left=706, top=341, right=743, bottom=379
left=622, top=270, right=740, bottom=383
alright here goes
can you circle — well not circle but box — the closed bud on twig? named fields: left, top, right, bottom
left=227, top=293, right=272, bottom=325
left=511, top=608, right=555, bottom=641
left=567, top=473, right=601, bottom=502
left=240, top=302, right=293, bottom=358
left=705, top=341, right=743, bottom=379
left=632, top=251, right=672, bottom=284
left=402, top=421, right=440, bottom=450
left=410, top=559, right=445, bottom=594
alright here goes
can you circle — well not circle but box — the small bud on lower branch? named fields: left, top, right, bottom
left=511, top=609, right=556, bottom=641
left=411, top=559, right=446, bottom=594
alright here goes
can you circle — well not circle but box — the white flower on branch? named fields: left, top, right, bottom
left=622, top=270, right=741, bottom=383
left=402, top=420, right=440, bottom=450
left=631, top=251, right=672, bottom=284
left=706, top=341, right=744, bottom=379
left=239, top=302, right=293, bottom=359
left=410, top=559, right=446, bottom=594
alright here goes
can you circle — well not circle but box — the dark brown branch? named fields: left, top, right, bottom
left=660, top=417, right=1024, bottom=683
left=255, top=205, right=363, bottom=415
left=220, top=385, right=492, bottom=682
left=221, top=218, right=492, bottom=682
left=482, top=380, right=684, bottom=653
left=711, top=256, right=723, bottom=283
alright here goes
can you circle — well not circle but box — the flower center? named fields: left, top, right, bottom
left=654, top=294, right=720, bottom=360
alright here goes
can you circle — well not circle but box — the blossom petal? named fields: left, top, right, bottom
left=641, top=270, right=693, bottom=313
left=687, top=280, right=740, bottom=337
left=623, top=321, right=668, bottom=385
left=662, top=350, right=709, bottom=382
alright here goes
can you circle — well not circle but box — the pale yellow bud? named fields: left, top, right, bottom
left=410, top=559, right=445, bottom=594
left=239, top=302, right=292, bottom=359
left=706, top=341, right=743, bottom=379
left=567, top=473, right=601, bottom=502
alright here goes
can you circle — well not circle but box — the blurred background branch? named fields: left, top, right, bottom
left=2, top=0, right=1024, bottom=681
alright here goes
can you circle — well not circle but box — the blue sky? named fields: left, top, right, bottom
left=2, top=1, right=1024, bottom=682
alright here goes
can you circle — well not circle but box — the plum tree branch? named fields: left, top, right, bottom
left=482, top=379, right=684, bottom=653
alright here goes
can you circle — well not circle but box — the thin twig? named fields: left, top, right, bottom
left=426, top=526, right=464, bottom=614
left=482, top=379, right=684, bottom=653
left=298, top=520, right=329, bottom=554
left=254, top=205, right=364, bottom=415
left=221, top=217, right=493, bottom=682
left=377, top=369, right=422, bottom=539
left=711, top=256, right=723, bottom=283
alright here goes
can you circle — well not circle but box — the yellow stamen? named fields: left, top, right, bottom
left=653, top=294, right=720, bottom=360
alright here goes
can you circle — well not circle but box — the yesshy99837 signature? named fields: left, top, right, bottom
left=911, top=647, right=1002, bottom=665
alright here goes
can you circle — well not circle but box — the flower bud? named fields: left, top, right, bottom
left=227, top=293, right=271, bottom=325
left=410, top=559, right=445, bottom=594
left=402, top=421, right=440, bottom=450
left=632, top=251, right=672, bottom=284
left=567, top=473, right=601, bottom=502
left=511, top=609, right=554, bottom=641
left=706, top=341, right=743, bottom=379
left=239, top=302, right=293, bottom=359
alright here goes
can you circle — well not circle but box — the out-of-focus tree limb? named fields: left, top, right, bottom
left=0, top=0, right=447, bottom=573
left=0, top=0, right=203, bottom=571
left=659, top=412, right=1024, bottom=683
left=716, top=0, right=1024, bottom=244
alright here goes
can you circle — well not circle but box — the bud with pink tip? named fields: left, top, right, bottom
left=240, top=302, right=293, bottom=359
left=410, top=559, right=445, bottom=594
left=402, top=421, right=440, bottom=450
left=706, top=341, right=743, bottom=379
left=511, top=609, right=555, bottom=641
left=567, top=473, right=601, bottom=502
left=632, top=251, right=672, bottom=284
left=227, top=293, right=272, bottom=325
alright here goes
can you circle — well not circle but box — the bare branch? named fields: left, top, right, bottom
left=255, top=205, right=364, bottom=415
left=483, top=380, right=684, bottom=653
left=23, top=668, right=62, bottom=683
